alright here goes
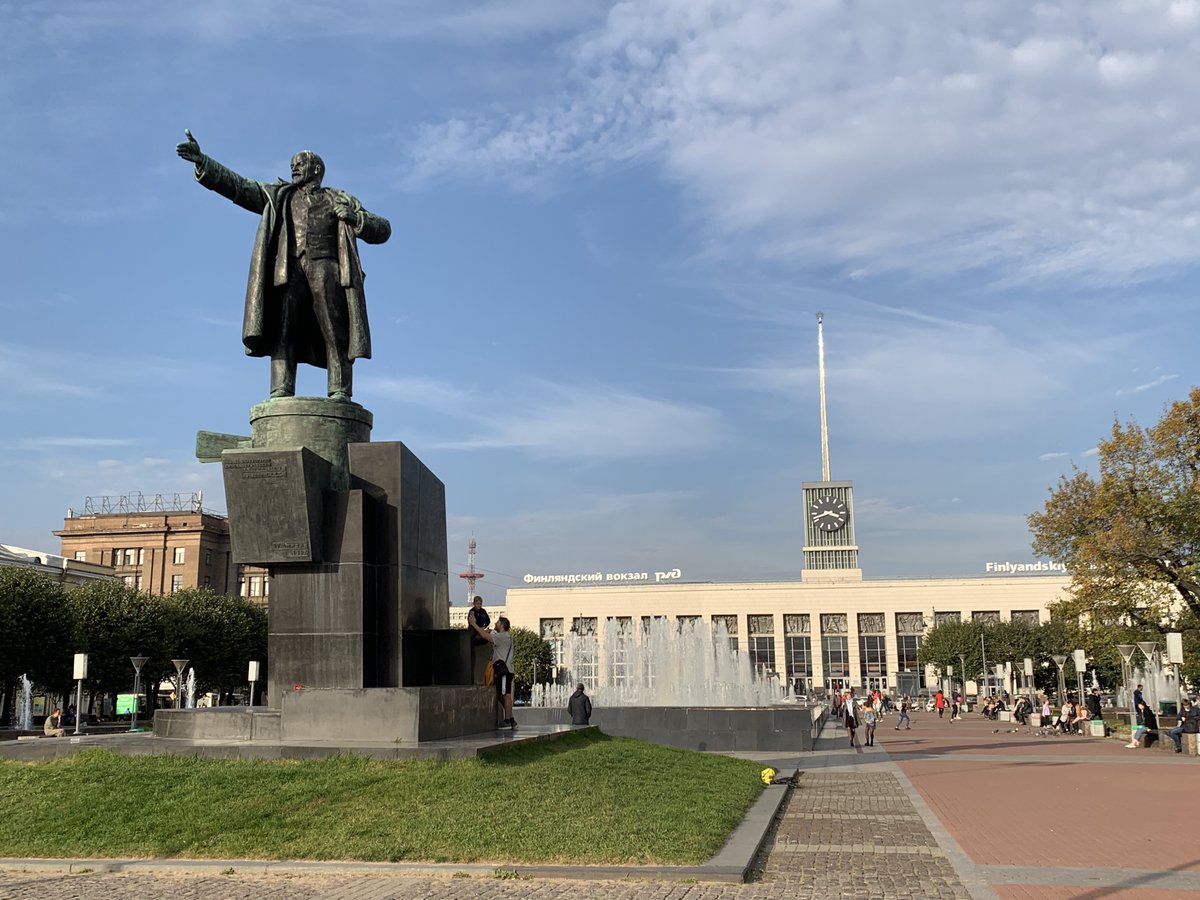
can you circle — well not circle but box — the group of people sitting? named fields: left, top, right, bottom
left=1005, top=689, right=1105, bottom=732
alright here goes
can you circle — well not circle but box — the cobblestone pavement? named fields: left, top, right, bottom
left=0, top=751, right=973, bottom=900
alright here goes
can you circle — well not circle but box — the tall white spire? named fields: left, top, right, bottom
left=817, top=312, right=831, bottom=482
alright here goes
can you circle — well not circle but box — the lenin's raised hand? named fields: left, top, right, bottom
left=176, top=129, right=205, bottom=165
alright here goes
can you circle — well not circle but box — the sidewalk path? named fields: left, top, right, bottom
left=1, top=709, right=1194, bottom=899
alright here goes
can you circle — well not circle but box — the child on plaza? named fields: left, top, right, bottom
left=863, top=703, right=878, bottom=747
left=895, top=695, right=911, bottom=730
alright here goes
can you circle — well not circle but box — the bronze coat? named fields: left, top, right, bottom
left=196, top=157, right=390, bottom=367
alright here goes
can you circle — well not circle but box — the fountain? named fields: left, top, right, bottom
left=522, top=618, right=816, bottom=751
left=185, top=669, right=197, bottom=710
left=531, top=617, right=783, bottom=708
left=13, top=675, right=33, bottom=732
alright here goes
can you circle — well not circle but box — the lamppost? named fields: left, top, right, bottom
left=1137, top=642, right=1159, bottom=715
left=1051, top=655, right=1068, bottom=703
left=1166, top=632, right=1185, bottom=709
left=171, top=659, right=189, bottom=710
left=1023, top=657, right=1034, bottom=700
left=1072, top=649, right=1087, bottom=704
left=1116, top=644, right=1138, bottom=730
left=129, top=655, right=148, bottom=732
left=980, top=635, right=991, bottom=698
left=247, top=660, right=260, bottom=707
left=72, top=653, right=88, bottom=736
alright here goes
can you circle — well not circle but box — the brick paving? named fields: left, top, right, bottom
left=888, top=708, right=1200, bottom=898
left=1, top=709, right=1195, bottom=899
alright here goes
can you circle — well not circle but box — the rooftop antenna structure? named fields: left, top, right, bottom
left=457, top=536, right=483, bottom=604
left=817, top=311, right=831, bottom=482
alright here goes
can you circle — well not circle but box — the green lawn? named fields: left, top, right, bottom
left=0, top=731, right=764, bottom=864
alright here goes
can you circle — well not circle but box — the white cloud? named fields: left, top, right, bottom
left=9, top=437, right=137, bottom=450
left=1121, top=372, right=1180, bottom=394
left=358, top=374, right=477, bottom=410
left=405, top=1, right=1200, bottom=282
left=1038, top=452, right=1069, bottom=461
left=432, top=382, right=724, bottom=460
left=8, top=1, right=604, bottom=46
left=721, top=305, right=1107, bottom=443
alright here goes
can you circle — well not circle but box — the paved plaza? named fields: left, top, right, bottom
left=1, top=709, right=1196, bottom=899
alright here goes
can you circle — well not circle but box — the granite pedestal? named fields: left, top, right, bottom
left=164, top=396, right=487, bottom=746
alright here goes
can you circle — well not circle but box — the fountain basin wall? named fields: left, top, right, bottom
left=514, top=704, right=822, bottom=751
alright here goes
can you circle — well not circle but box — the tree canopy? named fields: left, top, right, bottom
left=509, top=626, right=554, bottom=702
left=1028, top=387, right=1200, bottom=687
left=1029, top=387, right=1200, bottom=622
left=0, top=567, right=267, bottom=720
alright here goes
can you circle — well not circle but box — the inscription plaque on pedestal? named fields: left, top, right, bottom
left=223, top=448, right=329, bottom=564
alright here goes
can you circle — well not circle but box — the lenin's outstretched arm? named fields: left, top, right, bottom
left=175, top=130, right=269, bottom=215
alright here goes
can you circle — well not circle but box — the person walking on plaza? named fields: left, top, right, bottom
left=1085, top=688, right=1103, bottom=721
left=844, top=693, right=860, bottom=748
left=568, top=683, right=592, bottom=726
left=895, top=695, right=911, bottom=730
left=935, top=689, right=946, bottom=719
left=863, top=703, right=878, bottom=747
left=1167, top=698, right=1199, bottom=753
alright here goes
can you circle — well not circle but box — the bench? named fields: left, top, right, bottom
left=1154, top=729, right=1200, bottom=756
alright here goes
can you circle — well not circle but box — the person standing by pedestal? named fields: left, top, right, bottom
left=467, top=596, right=491, bottom=684
left=568, top=683, right=592, bottom=726
left=473, top=615, right=516, bottom=729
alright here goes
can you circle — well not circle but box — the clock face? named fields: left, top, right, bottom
left=810, top=495, right=848, bottom=532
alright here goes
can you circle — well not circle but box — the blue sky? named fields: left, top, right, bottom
left=3, top=1, right=1197, bottom=602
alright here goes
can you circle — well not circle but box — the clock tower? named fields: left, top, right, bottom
left=802, top=313, right=861, bottom=582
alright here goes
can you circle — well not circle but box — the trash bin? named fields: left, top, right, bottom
left=1160, top=700, right=1178, bottom=716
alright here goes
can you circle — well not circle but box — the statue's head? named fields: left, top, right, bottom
left=290, top=150, right=325, bottom=187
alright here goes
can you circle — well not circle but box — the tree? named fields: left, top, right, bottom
left=0, top=567, right=72, bottom=721
left=161, top=588, right=267, bottom=699
left=1029, top=387, right=1200, bottom=623
left=509, top=627, right=554, bottom=703
left=918, top=619, right=983, bottom=677
left=64, top=581, right=168, bottom=712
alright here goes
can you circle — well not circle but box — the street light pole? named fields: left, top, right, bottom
left=171, top=659, right=189, bottom=711
left=1052, top=655, right=1068, bottom=704
left=1072, top=649, right=1087, bottom=705
left=980, top=634, right=990, bottom=699
left=129, top=655, right=148, bottom=732
left=1116, top=644, right=1138, bottom=731
left=72, top=653, right=88, bottom=736
left=1137, top=642, right=1159, bottom=716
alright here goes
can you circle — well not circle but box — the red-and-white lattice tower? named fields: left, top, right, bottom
left=458, top=536, right=483, bottom=604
